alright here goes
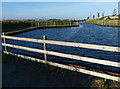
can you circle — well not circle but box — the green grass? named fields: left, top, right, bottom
left=85, top=20, right=119, bottom=26
left=2, top=20, right=78, bottom=34
left=93, top=79, right=120, bottom=89
left=2, top=52, right=59, bottom=73
left=3, top=52, right=120, bottom=88
left=2, top=21, right=31, bottom=32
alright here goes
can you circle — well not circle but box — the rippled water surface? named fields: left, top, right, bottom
left=5, top=22, right=120, bottom=72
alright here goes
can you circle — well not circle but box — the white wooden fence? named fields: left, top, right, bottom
left=1, top=34, right=120, bottom=82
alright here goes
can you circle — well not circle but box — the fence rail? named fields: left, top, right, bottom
left=1, top=35, right=120, bottom=52
left=3, top=51, right=120, bottom=82
left=2, top=43, right=120, bottom=68
left=1, top=35, right=120, bottom=82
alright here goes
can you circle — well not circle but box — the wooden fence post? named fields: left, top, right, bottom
left=45, top=22, right=47, bottom=26
left=38, top=23, right=39, bottom=27
left=70, top=21, right=71, bottom=26
left=31, top=23, right=32, bottom=27
left=43, top=35, right=47, bottom=64
left=3, top=32, right=7, bottom=52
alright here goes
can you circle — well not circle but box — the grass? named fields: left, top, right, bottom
left=2, top=52, right=120, bottom=88
left=2, top=21, right=31, bottom=32
left=2, top=52, right=59, bottom=73
left=2, top=20, right=78, bottom=34
left=84, top=19, right=119, bottom=27
left=93, top=79, right=120, bottom=89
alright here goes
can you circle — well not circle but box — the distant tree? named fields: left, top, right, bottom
left=97, top=13, right=100, bottom=18
left=93, top=15, right=95, bottom=19
left=106, top=16, right=111, bottom=20
left=102, top=12, right=105, bottom=25
left=118, top=14, right=120, bottom=20
left=113, top=9, right=117, bottom=16
left=87, top=16, right=90, bottom=20
left=102, top=12, right=104, bottom=17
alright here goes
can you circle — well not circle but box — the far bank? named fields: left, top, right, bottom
left=2, top=20, right=79, bottom=36
left=84, top=20, right=120, bottom=27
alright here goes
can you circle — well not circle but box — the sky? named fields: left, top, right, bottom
left=1, top=0, right=120, bottom=2
left=2, top=2, right=118, bottom=20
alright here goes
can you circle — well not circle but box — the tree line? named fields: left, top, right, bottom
left=87, top=9, right=118, bottom=20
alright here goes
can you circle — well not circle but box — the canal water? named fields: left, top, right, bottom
left=5, top=22, right=120, bottom=73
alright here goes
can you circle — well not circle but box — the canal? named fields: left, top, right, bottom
left=5, top=22, right=120, bottom=73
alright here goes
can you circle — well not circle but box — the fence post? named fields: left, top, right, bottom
left=3, top=32, right=7, bottom=52
left=43, top=35, right=47, bottom=64
left=31, top=23, right=32, bottom=27
left=70, top=21, right=71, bottom=26
left=38, top=23, right=39, bottom=27
left=45, top=21, right=47, bottom=26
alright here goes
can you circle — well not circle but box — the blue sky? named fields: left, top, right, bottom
left=2, top=2, right=118, bottom=20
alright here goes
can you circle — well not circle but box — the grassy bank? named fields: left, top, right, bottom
left=2, top=21, right=31, bottom=32
left=2, top=52, right=120, bottom=88
left=84, top=20, right=119, bottom=27
left=2, top=20, right=78, bottom=34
